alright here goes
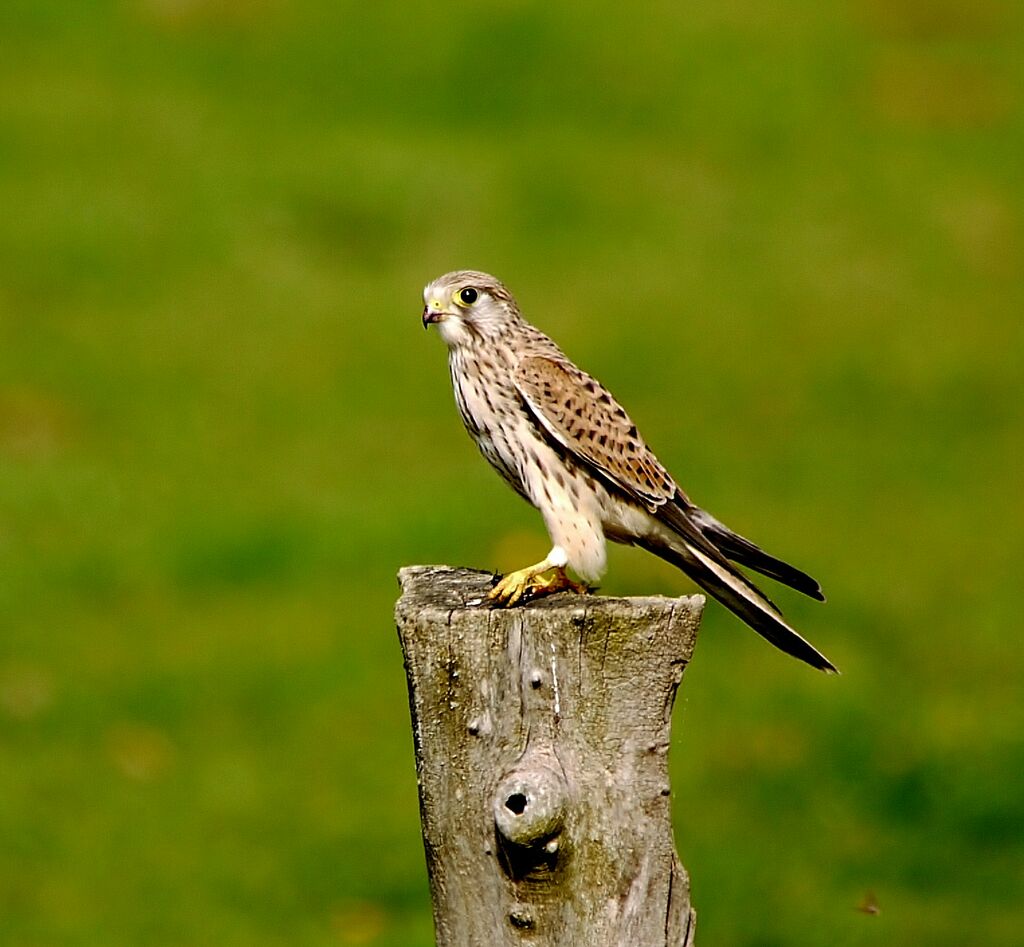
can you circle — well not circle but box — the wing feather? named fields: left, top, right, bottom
left=515, top=355, right=778, bottom=588
left=514, top=355, right=675, bottom=508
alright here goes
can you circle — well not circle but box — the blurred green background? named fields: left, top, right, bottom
left=1, top=0, right=1022, bottom=944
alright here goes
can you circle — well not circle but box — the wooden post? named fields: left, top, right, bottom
left=395, top=566, right=703, bottom=946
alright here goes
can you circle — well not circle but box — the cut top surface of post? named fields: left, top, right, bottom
left=397, top=564, right=704, bottom=633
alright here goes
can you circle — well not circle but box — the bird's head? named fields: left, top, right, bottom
left=422, top=270, right=521, bottom=348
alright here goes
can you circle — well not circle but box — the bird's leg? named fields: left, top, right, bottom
left=526, top=566, right=589, bottom=597
left=487, top=547, right=587, bottom=606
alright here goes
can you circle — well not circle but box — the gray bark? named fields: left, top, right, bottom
left=395, top=565, right=703, bottom=946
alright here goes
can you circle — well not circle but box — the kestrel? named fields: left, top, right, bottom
left=422, top=270, right=835, bottom=672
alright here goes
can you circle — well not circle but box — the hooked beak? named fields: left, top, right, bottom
left=422, top=306, right=443, bottom=329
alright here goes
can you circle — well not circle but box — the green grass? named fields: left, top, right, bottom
left=1, top=0, right=1022, bottom=943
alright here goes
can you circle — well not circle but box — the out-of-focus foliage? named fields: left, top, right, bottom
left=1, top=1, right=1021, bottom=944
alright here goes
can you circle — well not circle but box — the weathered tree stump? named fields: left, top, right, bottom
left=395, top=565, right=703, bottom=946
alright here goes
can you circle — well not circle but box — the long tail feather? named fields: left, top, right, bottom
left=647, top=500, right=836, bottom=671
left=689, top=507, right=826, bottom=602
left=640, top=535, right=837, bottom=672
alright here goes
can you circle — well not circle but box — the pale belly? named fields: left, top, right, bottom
left=514, top=424, right=664, bottom=583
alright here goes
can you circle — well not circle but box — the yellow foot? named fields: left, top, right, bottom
left=527, top=567, right=589, bottom=598
left=487, top=566, right=588, bottom=607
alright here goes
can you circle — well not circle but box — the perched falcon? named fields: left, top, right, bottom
left=422, top=270, right=836, bottom=672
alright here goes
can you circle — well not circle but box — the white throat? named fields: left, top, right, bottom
left=438, top=315, right=474, bottom=348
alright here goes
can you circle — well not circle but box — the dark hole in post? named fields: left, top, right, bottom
left=494, top=825, right=560, bottom=881
left=506, top=792, right=528, bottom=815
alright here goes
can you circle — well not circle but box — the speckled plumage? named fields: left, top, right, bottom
left=422, top=270, right=835, bottom=672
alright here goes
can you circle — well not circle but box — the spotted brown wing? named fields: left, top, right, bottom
left=514, top=355, right=676, bottom=508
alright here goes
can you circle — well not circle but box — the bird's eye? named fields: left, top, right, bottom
left=455, top=287, right=478, bottom=306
